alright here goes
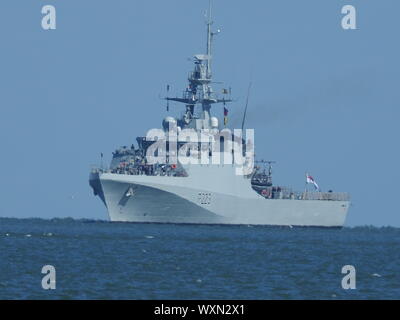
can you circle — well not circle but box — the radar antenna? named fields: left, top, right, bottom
left=163, top=0, right=230, bottom=130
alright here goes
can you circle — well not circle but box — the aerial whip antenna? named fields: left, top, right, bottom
left=206, top=0, right=213, bottom=76
left=241, top=82, right=252, bottom=131
left=166, top=84, right=170, bottom=111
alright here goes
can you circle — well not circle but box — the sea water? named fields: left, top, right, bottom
left=0, top=217, right=399, bottom=299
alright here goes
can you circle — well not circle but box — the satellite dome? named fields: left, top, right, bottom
left=210, top=117, right=219, bottom=128
left=162, top=116, right=177, bottom=130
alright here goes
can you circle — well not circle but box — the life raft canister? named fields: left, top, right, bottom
left=261, top=189, right=270, bottom=197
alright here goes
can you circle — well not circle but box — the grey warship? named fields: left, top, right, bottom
left=89, top=6, right=350, bottom=227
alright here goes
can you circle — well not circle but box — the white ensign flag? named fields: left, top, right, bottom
left=306, top=173, right=320, bottom=191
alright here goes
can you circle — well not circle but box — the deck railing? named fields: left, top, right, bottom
left=254, top=186, right=350, bottom=201
left=300, top=192, right=350, bottom=201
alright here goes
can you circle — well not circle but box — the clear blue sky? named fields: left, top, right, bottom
left=0, top=0, right=399, bottom=226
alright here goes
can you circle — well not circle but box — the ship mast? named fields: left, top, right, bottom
left=206, top=0, right=213, bottom=79
left=165, top=0, right=231, bottom=130
left=202, top=0, right=215, bottom=126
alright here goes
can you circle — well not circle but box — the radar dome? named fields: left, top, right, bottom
left=210, top=117, right=219, bottom=128
left=162, top=116, right=177, bottom=130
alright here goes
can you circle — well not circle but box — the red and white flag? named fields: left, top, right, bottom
left=306, top=173, right=320, bottom=191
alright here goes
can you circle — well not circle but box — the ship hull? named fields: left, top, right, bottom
left=90, top=170, right=349, bottom=227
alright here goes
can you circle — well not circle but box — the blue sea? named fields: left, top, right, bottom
left=0, top=217, right=399, bottom=299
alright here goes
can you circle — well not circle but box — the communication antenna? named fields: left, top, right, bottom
left=166, top=84, right=170, bottom=111
left=241, top=82, right=252, bottom=131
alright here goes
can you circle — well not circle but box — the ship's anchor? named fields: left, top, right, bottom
left=119, top=185, right=137, bottom=207
left=125, top=186, right=137, bottom=197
